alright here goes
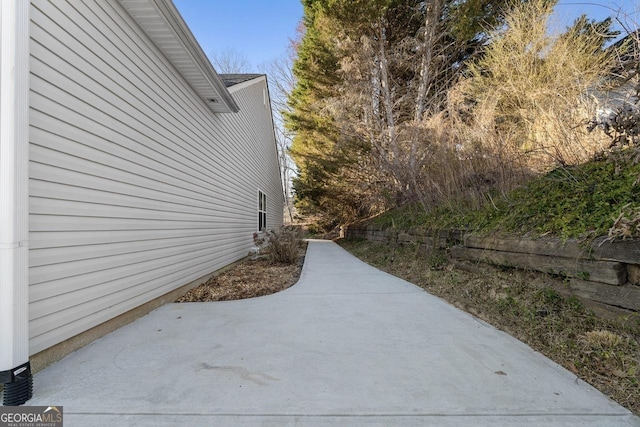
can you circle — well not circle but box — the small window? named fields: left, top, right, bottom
left=258, top=191, right=267, bottom=231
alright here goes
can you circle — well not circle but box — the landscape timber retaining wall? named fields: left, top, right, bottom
left=344, top=224, right=640, bottom=316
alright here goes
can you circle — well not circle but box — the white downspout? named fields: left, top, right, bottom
left=0, top=0, right=31, bottom=405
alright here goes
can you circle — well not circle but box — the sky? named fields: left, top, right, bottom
left=172, top=0, right=639, bottom=73
left=173, top=0, right=303, bottom=71
left=552, top=0, right=639, bottom=34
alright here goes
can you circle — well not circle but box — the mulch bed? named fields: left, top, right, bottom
left=176, top=249, right=305, bottom=302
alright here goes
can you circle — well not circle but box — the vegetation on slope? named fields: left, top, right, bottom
left=371, top=154, right=640, bottom=240
left=287, top=0, right=625, bottom=232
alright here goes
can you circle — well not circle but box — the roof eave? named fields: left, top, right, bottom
left=220, top=74, right=265, bottom=93
left=119, top=0, right=240, bottom=113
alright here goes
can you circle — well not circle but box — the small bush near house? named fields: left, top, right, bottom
left=263, top=226, right=304, bottom=265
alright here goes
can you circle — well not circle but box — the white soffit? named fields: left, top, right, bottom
left=119, top=0, right=239, bottom=113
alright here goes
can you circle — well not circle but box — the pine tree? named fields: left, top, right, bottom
left=287, top=0, right=517, bottom=229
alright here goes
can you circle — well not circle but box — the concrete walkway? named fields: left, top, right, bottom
left=27, top=240, right=639, bottom=426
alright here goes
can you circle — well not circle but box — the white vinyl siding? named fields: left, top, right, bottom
left=28, top=0, right=283, bottom=354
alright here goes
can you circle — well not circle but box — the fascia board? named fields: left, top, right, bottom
left=119, top=0, right=240, bottom=113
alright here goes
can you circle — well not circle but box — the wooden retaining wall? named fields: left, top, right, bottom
left=345, top=224, right=640, bottom=316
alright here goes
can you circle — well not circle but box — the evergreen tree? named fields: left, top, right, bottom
left=286, top=0, right=517, bottom=229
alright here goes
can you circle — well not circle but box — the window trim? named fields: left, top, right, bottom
left=258, top=190, right=267, bottom=231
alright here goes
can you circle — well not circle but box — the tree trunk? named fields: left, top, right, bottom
left=414, top=0, right=444, bottom=123
left=377, top=20, right=396, bottom=150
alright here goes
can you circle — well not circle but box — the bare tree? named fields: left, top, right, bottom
left=261, top=54, right=296, bottom=116
left=330, top=5, right=454, bottom=209
left=210, top=48, right=252, bottom=73
left=261, top=53, right=298, bottom=223
left=210, top=46, right=297, bottom=222
left=414, top=0, right=445, bottom=122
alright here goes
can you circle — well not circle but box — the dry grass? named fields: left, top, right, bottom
left=339, top=238, right=640, bottom=415
left=399, top=0, right=615, bottom=213
left=176, top=244, right=306, bottom=302
left=608, top=204, right=640, bottom=241
left=460, top=0, right=612, bottom=170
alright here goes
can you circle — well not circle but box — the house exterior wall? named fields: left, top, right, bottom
left=592, top=81, right=637, bottom=110
left=28, top=0, right=283, bottom=355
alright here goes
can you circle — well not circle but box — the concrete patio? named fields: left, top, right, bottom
left=24, top=240, right=640, bottom=426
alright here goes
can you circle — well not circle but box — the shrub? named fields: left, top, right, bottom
left=263, top=226, right=303, bottom=265
left=462, top=0, right=613, bottom=171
